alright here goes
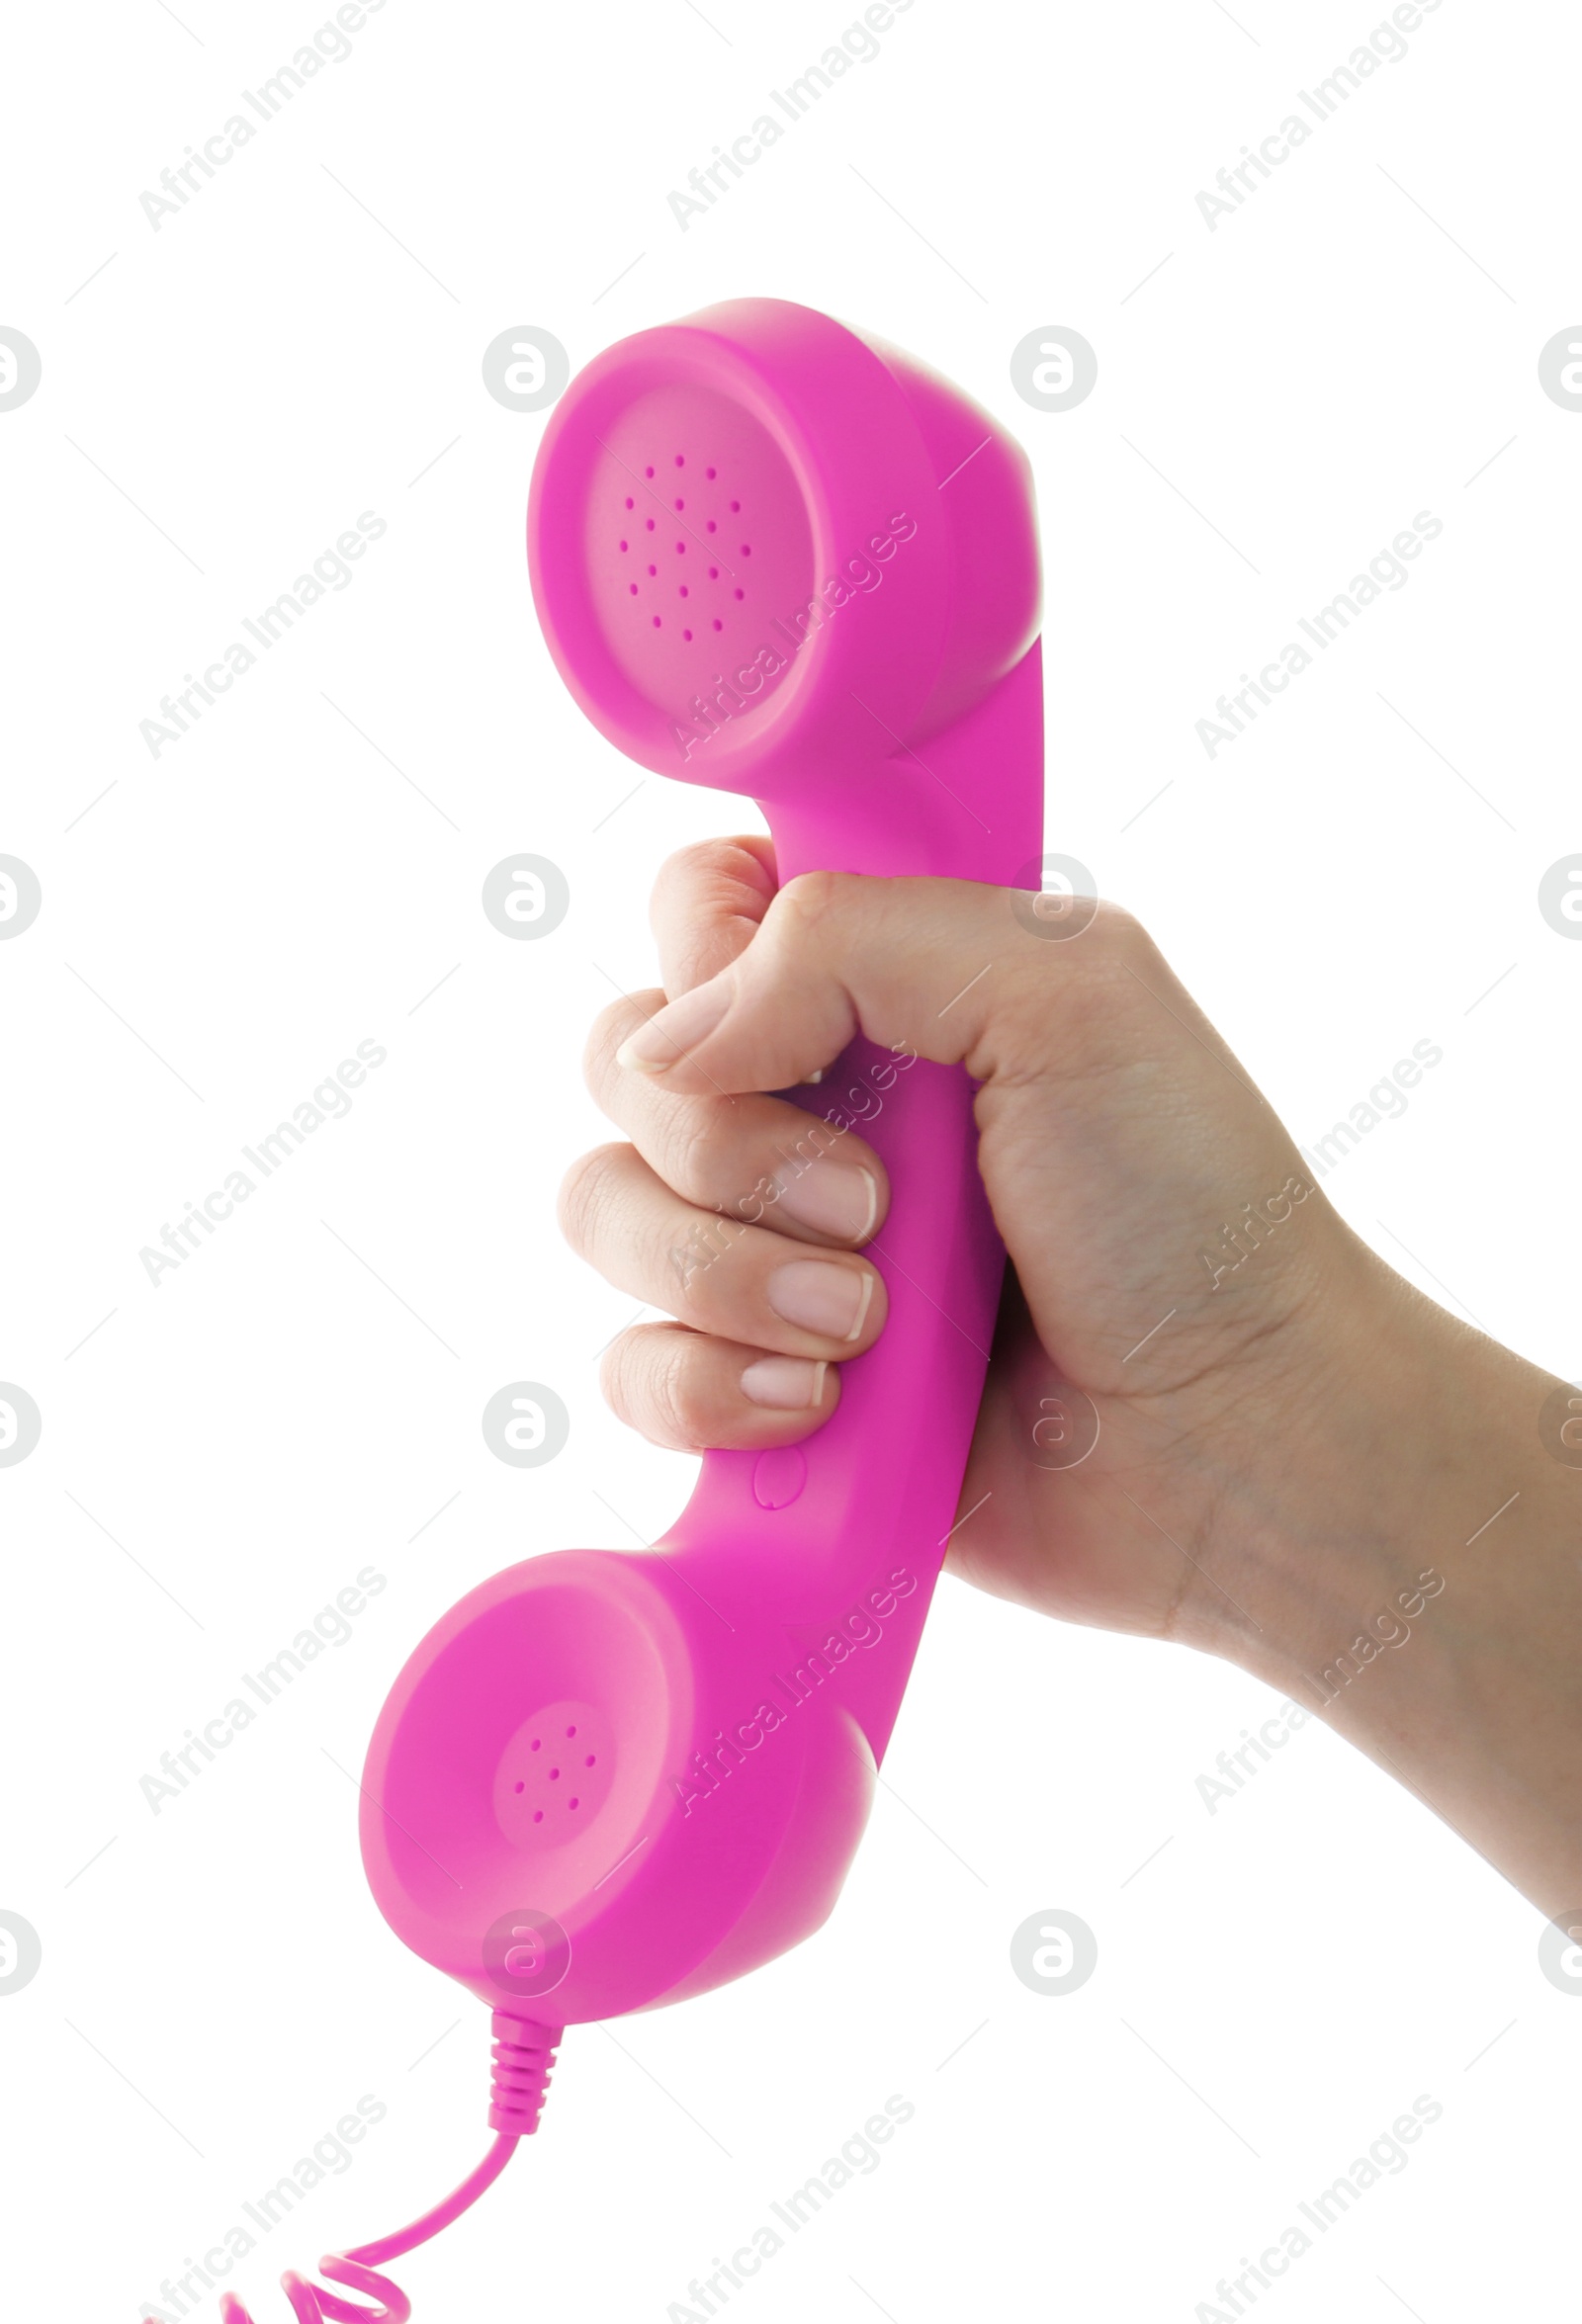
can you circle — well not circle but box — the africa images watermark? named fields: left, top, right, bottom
left=137, top=1038, right=387, bottom=1286
left=1311, top=1569, right=1446, bottom=1707
left=1297, top=1038, right=1444, bottom=1180
left=1194, top=0, right=1449, bottom=231
left=138, top=2094, right=389, bottom=2321
left=670, top=509, right=919, bottom=760
left=1197, top=1172, right=1313, bottom=1292
left=1191, top=2094, right=1445, bottom=2321
left=671, top=1568, right=920, bottom=1816
left=1195, top=512, right=1443, bottom=758
left=138, top=1562, right=387, bottom=1815
left=668, top=0, right=917, bottom=230
left=665, top=2094, right=917, bottom=2321
left=138, top=1, right=394, bottom=230
left=139, top=513, right=388, bottom=759
left=669, top=1040, right=917, bottom=1293
left=1192, top=1572, right=1446, bottom=1815
left=1194, top=1696, right=1315, bottom=1816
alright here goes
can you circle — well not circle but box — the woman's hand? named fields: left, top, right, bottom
left=560, top=837, right=1582, bottom=1915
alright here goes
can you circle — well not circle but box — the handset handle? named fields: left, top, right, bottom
left=366, top=306, right=1048, bottom=2026
left=658, top=644, right=1043, bottom=1760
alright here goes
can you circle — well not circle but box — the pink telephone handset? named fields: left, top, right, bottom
left=220, top=299, right=1041, bottom=2322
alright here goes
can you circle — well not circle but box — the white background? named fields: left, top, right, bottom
left=2, top=1, right=1579, bottom=2318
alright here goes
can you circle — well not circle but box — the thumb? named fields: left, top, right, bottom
left=616, top=870, right=1036, bottom=1092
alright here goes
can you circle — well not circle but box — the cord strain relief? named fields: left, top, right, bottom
left=488, top=2012, right=562, bottom=2136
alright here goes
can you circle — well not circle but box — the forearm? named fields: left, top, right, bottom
left=1224, top=1260, right=1582, bottom=1917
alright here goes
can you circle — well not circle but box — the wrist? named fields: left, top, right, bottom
left=1206, top=1247, right=1582, bottom=1911
left=1214, top=1249, right=1487, bottom=1689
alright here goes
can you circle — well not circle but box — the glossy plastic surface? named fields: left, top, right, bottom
left=361, top=299, right=1043, bottom=2028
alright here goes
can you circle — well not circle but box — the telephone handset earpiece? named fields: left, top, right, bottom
left=221, top=297, right=1043, bottom=2324
left=363, top=295, right=1042, bottom=2034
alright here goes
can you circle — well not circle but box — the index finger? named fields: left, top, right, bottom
left=614, top=871, right=1259, bottom=1107
left=650, top=833, right=777, bottom=999
left=621, top=871, right=1036, bottom=1092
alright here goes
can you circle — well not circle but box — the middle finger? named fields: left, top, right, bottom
left=583, top=989, right=887, bottom=1248
left=559, top=1142, right=887, bottom=1359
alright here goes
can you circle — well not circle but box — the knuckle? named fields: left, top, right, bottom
left=652, top=837, right=769, bottom=921
left=582, top=991, right=656, bottom=1098
left=661, top=1210, right=743, bottom=1312
left=1089, top=897, right=1147, bottom=955
left=1049, top=897, right=1150, bottom=993
left=556, top=1141, right=628, bottom=1256
left=655, top=837, right=736, bottom=890
left=1080, top=899, right=1169, bottom=991
left=771, top=867, right=849, bottom=936
left=604, top=1327, right=707, bottom=1451
left=659, top=836, right=771, bottom=897
left=659, top=1106, right=747, bottom=1209
left=649, top=1348, right=711, bottom=1449
left=1002, top=893, right=1157, bottom=1069
left=598, top=1329, right=646, bottom=1431
left=598, top=1335, right=632, bottom=1424
left=594, top=1329, right=655, bottom=1431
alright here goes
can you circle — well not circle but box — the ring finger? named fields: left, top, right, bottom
left=558, top=1141, right=887, bottom=1360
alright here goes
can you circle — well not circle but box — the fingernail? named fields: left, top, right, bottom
left=775, top=1162, right=878, bottom=1244
left=616, top=977, right=731, bottom=1074
left=767, top=1259, right=875, bottom=1342
left=741, top=1355, right=828, bottom=1411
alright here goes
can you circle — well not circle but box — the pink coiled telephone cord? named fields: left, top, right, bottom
left=217, top=2018, right=555, bottom=2321
left=211, top=295, right=1043, bottom=2318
